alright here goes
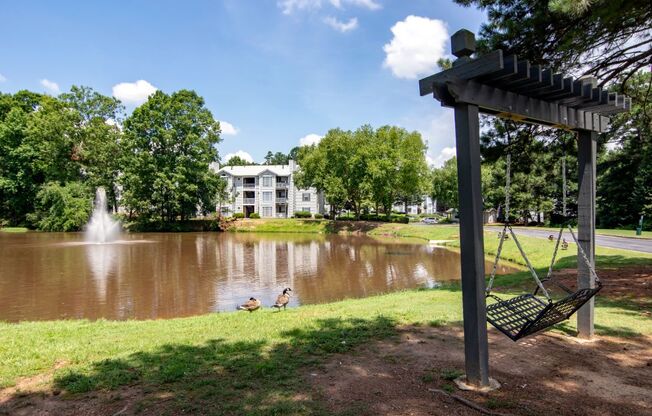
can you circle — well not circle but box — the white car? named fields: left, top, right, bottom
left=422, top=217, right=438, bottom=224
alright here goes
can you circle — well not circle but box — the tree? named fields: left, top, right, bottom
left=455, top=0, right=651, bottom=89
left=27, top=181, right=91, bottom=231
left=223, top=155, right=254, bottom=166
left=296, top=127, right=372, bottom=219
left=395, top=130, right=430, bottom=213
left=120, top=90, right=222, bottom=222
left=263, top=151, right=290, bottom=165
left=431, top=158, right=459, bottom=210
left=59, top=86, right=125, bottom=211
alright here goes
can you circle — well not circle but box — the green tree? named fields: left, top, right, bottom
left=59, top=86, right=125, bottom=211
left=455, top=0, right=651, bottom=88
left=27, top=181, right=91, bottom=231
left=431, top=157, right=459, bottom=211
left=120, top=90, right=222, bottom=222
left=223, top=155, right=254, bottom=166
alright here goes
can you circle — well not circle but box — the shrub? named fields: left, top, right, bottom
left=249, top=212, right=260, bottom=219
left=314, top=213, right=324, bottom=219
left=233, top=212, right=245, bottom=219
left=28, top=182, right=92, bottom=231
left=293, top=211, right=312, bottom=218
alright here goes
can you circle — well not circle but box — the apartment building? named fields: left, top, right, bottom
left=214, top=160, right=325, bottom=218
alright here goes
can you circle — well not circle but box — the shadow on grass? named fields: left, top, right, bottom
left=1, top=316, right=397, bottom=416
left=324, top=220, right=383, bottom=234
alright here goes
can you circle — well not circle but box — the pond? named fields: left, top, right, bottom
left=0, top=232, right=517, bottom=322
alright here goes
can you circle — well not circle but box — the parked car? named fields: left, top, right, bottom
left=422, top=217, right=438, bottom=224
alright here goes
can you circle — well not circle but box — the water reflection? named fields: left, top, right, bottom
left=0, top=232, right=518, bottom=322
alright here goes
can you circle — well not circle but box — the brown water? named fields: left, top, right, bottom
left=0, top=232, right=517, bottom=322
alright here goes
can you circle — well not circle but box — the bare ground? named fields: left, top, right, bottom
left=2, top=266, right=651, bottom=416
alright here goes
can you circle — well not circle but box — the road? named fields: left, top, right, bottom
left=500, top=227, right=652, bottom=254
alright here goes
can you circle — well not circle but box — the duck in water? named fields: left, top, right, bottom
left=273, top=288, right=292, bottom=311
left=238, top=297, right=261, bottom=312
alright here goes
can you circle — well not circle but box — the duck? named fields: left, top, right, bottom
left=238, top=297, right=261, bottom=312
left=273, top=288, right=292, bottom=310
left=548, top=234, right=555, bottom=241
left=561, top=239, right=569, bottom=250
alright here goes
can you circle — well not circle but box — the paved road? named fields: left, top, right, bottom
left=503, top=227, right=652, bottom=254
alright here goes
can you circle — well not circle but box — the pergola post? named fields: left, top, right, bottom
left=454, top=102, right=490, bottom=387
left=576, top=129, right=597, bottom=338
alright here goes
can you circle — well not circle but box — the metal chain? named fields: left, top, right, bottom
left=486, top=224, right=508, bottom=294
left=566, top=226, right=601, bottom=284
left=505, top=153, right=511, bottom=222
left=507, top=225, right=552, bottom=300
left=561, top=157, right=567, bottom=218
left=545, top=227, right=564, bottom=281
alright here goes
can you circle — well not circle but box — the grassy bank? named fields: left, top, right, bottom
left=1, top=286, right=650, bottom=414
left=0, top=227, right=29, bottom=233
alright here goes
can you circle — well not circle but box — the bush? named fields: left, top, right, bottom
left=233, top=212, right=245, bottom=219
left=28, top=182, right=92, bottom=231
left=249, top=212, right=260, bottom=219
left=293, top=211, right=312, bottom=218
left=314, top=213, right=324, bottom=219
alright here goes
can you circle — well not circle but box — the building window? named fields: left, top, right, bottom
left=262, top=206, right=272, bottom=217
left=302, top=192, right=311, bottom=202
left=262, top=191, right=272, bottom=202
left=262, top=176, right=272, bottom=187
left=302, top=207, right=311, bottom=213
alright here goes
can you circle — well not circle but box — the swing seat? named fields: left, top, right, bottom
left=486, top=283, right=602, bottom=341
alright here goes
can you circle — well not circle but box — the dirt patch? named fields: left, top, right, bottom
left=553, top=266, right=652, bottom=309
left=306, top=326, right=652, bottom=416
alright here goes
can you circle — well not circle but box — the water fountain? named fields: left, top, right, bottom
left=85, top=187, right=121, bottom=243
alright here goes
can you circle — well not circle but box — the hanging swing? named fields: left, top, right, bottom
left=484, top=141, right=602, bottom=341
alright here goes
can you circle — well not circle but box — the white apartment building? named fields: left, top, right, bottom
left=214, top=160, right=325, bottom=218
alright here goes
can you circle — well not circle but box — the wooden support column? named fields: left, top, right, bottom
left=577, top=129, right=597, bottom=338
left=454, top=102, right=490, bottom=386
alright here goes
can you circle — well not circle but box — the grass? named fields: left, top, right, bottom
left=486, top=223, right=651, bottom=239
left=1, top=219, right=650, bottom=414
left=0, top=227, right=29, bottom=233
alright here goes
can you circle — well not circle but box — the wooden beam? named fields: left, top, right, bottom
left=442, top=79, right=613, bottom=132
left=577, top=130, right=597, bottom=339
left=419, top=50, right=504, bottom=96
left=454, top=102, right=490, bottom=387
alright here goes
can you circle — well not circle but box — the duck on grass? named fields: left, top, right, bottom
left=237, top=287, right=293, bottom=312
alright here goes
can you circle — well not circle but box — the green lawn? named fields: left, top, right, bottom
left=1, top=286, right=650, bottom=414
left=1, top=219, right=650, bottom=414
left=485, top=223, right=651, bottom=239
left=0, top=227, right=29, bottom=233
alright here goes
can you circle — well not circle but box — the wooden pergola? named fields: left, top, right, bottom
left=419, top=29, right=630, bottom=387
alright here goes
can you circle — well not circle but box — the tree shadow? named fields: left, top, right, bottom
left=324, top=220, right=382, bottom=234
left=0, top=316, right=397, bottom=416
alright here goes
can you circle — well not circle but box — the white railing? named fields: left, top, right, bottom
left=276, top=182, right=289, bottom=188
left=243, top=198, right=255, bottom=204
left=243, top=183, right=256, bottom=188
left=276, top=197, right=287, bottom=203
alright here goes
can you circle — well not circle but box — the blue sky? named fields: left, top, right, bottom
left=0, top=0, right=485, bottom=165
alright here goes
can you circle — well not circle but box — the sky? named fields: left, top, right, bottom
left=0, top=0, right=486, bottom=166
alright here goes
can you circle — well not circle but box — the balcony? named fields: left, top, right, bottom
left=276, top=212, right=288, bottom=218
left=243, top=198, right=256, bottom=204
left=275, top=182, right=289, bottom=189
left=276, top=197, right=287, bottom=203
left=243, top=182, right=256, bottom=188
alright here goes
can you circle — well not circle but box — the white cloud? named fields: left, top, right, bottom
left=40, top=79, right=60, bottom=94
left=431, top=147, right=456, bottom=168
left=219, top=120, right=238, bottom=136
left=223, top=150, right=254, bottom=164
left=0, top=73, right=6, bottom=83
left=112, top=80, right=157, bottom=106
left=330, top=0, right=381, bottom=10
left=278, top=0, right=321, bottom=14
left=299, top=133, right=323, bottom=146
left=383, top=16, right=448, bottom=79
left=278, top=0, right=380, bottom=14
left=323, top=16, right=358, bottom=32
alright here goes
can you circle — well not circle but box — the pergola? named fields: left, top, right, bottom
left=419, top=29, right=630, bottom=388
